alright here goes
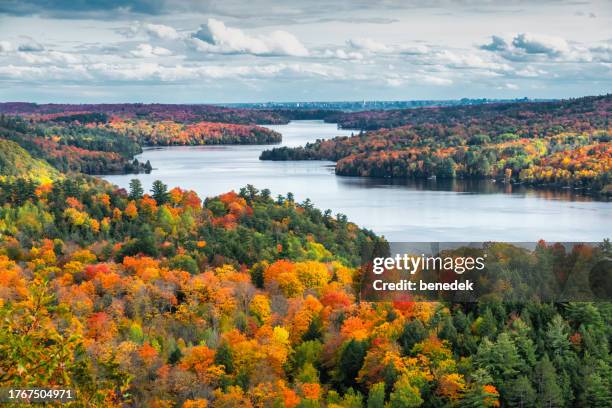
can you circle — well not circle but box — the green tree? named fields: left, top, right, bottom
left=367, top=381, right=386, bottom=408
left=389, top=375, right=423, bottom=408
left=535, top=355, right=564, bottom=408
left=399, top=319, right=427, bottom=355
left=335, top=339, right=367, bottom=389
left=128, top=178, right=144, bottom=200
left=151, top=180, right=169, bottom=204
left=505, top=376, right=536, bottom=408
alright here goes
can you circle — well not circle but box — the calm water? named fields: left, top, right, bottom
left=103, top=120, right=611, bottom=241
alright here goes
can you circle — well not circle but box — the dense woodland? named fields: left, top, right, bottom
left=0, top=103, right=335, bottom=126
left=262, top=95, right=612, bottom=195
left=0, top=110, right=280, bottom=175
left=0, top=97, right=611, bottom=407
left=0, top=167, right=610, bottom=407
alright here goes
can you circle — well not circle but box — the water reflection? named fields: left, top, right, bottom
left=338, top=177, right=605, bottom=202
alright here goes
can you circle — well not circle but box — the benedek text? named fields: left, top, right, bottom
left=373, top=279, right=474, bottom=291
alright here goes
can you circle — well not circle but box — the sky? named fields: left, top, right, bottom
left=0, top=0, right=610, bottom=103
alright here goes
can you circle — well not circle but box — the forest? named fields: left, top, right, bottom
left=0, top=119, right=611, bottom=407
left=261, top=95, right=612, bottom=195
left=1, top=168, right=610, bottom=407
left=0, top=96, right=611, bottom=407
left=0, top=103, right=334, bottom=126
left=0, top=109, right=280, bottom=175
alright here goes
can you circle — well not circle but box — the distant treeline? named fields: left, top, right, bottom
left=261, top=95, right=612, bottom=195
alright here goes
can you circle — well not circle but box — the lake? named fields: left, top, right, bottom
left=103, top=120, right=611, bottom=241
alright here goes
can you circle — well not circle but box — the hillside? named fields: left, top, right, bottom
left=0, top=112, right=280, bottom=176
left=0, top=173, right=610, bottom=407
left=261, top=95, right=612, bottom=194
left=0, top=139, right=60, bottom=182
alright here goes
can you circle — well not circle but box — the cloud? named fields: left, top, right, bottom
left=130, top=43, right=172, bottom=58
left=511, top=33, right=569, bottom=56
left=479, top=32, right=607, bottom=63
left=144, top=23, right=181, bottom=40
left=499, top=83, right=519, bottom=90
left=436, top=50, right=509, bottom=70
left=347, top=38, right=392, bottom=53
left=190, top=18, right=308, bottom=57
left=421, top=75, right=453, bottom=86
left=322, top=48, right=364, bottom=60
left=0, top=41, right=15, bottom=53
left=515, top=66, right=547, bottom=77
left=347, top=38, right=428, bottom=57
left=18, top=39, right=45, bottom=52
left=0, top=0, right=166, bottom=18
left=480, top=35, right=507, bottom=52
left=18, top=50, right=83, bottom=64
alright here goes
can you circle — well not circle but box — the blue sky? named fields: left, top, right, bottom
left=0, top=0, right=610, bottom=103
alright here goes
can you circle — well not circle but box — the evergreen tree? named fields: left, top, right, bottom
left=504, top=376, right=536, bottom=408
left=335, top=339, right=367, bottom=389
left=215, top=342, right=234, bottom=374
left=535, top=355, right=564, bottom=408
left=151, top=180, right=169, bottom=204
left=367, top=382, right=386, bottom=408
left=128, top=178, right=144, bottom=200
left=399, top=319, right=427, bottom=355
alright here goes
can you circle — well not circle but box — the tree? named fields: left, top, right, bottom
left=335, top=339, right=367, bottom=389
left=399, top=319, right=427, bottom=355
left=151, top=180, right=169, bottom=204
left=367, top=382, right=386, bottom=408
left=388, top=375, right=423, bottom=408
left=129, top=179, right=144, bottom=200
left=474, top=332, right=524, bottom=382
left=535, top=355, right=563, bottom=408
left=504, top=376, right=536, bottom=408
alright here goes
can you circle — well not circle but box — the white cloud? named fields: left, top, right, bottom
left=420, top=75, right=453, bottom=86
left=145, top=23, right=181, bottom=40
left=515, top=66, right=547, bottom=77
left=347, top=38, right=392, bottom=53
left=347, top=38, right=427, bottom=56
left=18, top=39, right=44, bottom=52
left=0, top=60, right=346, bottom=83
left=0, top=41, right=15, bottom=53
left=190, top=18, right=308, bottom=57
left=18, top=50, right=83, bottom=64
left=398, top=44, right=428, bottom=55
left=436, top=50, right=509, bottom=71
left=511, top=33, right=569, bottom=57
left=130, top=43, right=172, bottom=58
left=480, top=33, right=607, bottom=63
left=322, top=48, right=364, bottom=60
left=500, top=83, right=519, bottom=90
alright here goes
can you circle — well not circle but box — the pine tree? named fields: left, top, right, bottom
left=128, top=178, right=144, bottom=200
left=535, top=355, right=564, bottom=408
left=399, top=319, right=427, bottom=355
left=335, top=339, right=367, bottom=389
left=367, top=382, right=386, bottom=408
left=504, top=376, right=536, bottom=408
left=151, top=180, right=169, bottom=204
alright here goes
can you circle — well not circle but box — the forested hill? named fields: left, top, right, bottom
left=0, top=108, right=281, bottom=175
left=0, top=102, right=335, bottom=125
left=1, top=103, right=611, bottom=405
left=325, top=94, right=611, bottom=131
left=262, top=95, right=612, bottom=195
left=0, top=139, right=60, bottom=182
